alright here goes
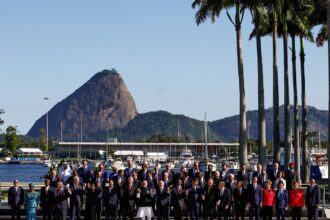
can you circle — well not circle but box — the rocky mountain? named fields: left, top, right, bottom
left=27, top=69, right=138, bottom=140
left=26, top=68, right=328, bottom=142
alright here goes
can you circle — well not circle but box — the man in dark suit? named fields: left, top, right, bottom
left=253, top=164, right=264, bottom=186
left=40, top=178, right=55, bottom=220
left=233, top=180, right=247, bottom=220
left=8, top=179, right=24, bottom=220
left=275, top=181, right=288, bottom=220
left=54, top=181, right=71, bottom=220
left=204, top=164, right=214, bottom=181
left=120, top=176, right=137, bottom=220
left=268, top=162, right=280, bottom=183
left=237, top=164, right=249, bottom=187
left=78, top=160, right=91, bottom=184
left=188, top=162, right=200, bottom=179
left=171, top=179, right=186, bottom=220
left=202, top=178, right=217, bottom=220
left=186, top=178, right=202, bottom=220
left=156, top=181, right=171, bottom=220
left=103, top=179, right=120, bottom=220
left=220, top=164, right=230, bottom=182
left=305, top=178, right=320, bottom=220
left=162, top=171, right=173, bottom=188
left=247, top=176, right=263, bottom=220
left=124, top=159, right=134, bottom=178
left=70, top=176, right=84, bottom=220
left=138, top=163, right=149, bottom=181
left=49, top=169, right=60, bottom=188
left=216, top=181, right=231, bottom=220
left=285, top=162, right=297, bottom=192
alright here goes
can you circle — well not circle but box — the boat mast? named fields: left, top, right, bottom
left=204, top=113, right=208, bottom=162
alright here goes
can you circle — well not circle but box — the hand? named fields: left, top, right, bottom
left=216, top=201, right=220, bottom=206
left=225, top=205, right=229, bottom=210
left=260, top=203, right=263, bottom=208
left=137, top=188, right=141, bottom=193
left=285, top=207, right=288, bottom=211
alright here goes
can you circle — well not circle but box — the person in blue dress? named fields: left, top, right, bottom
left=24, top=183, right=40, bottom=220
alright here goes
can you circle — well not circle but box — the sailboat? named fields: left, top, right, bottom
left=199, top=113, right=216, bottom=172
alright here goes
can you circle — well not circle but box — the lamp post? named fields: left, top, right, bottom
left=44, top=97, right=49, bottom=151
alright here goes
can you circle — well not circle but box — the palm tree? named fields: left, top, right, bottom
left=307, top=0, right=327, bottom=183
left=281, top=0, right=292, bottom=168
left=192, top=0, right=248, bottom=164
left=264, top=0, right=281, bottom=164
left=287, top=0, right=314, bottom=184
left=247, top=1, right=269, bottom=167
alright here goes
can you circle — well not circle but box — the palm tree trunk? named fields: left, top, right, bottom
left=256, top=31, right=266, bottom=167
left=235, top=0, right=247, bottom=165
left=283, top=15, right=291, bottom=168
left=327, top=0, right=330, bottom=199
left=272, top=13, right=281, bottom=165
left=291, top=35, right=301, bottom=184
left=300, top=36, right=309, bottom=183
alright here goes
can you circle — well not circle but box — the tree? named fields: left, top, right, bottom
left=281, top=0, right=292, bottom=168
left=264, top=0, right=281, bottom=164
left=247, top=0, right=269, bottom=167
left=39, top=128, right=48, bottom=152
left=4, top=126, right=20, bottom=152
left=192, top=0, right=248, bottom=164
left=287, top=0, right=314, bottom=184
left=0, top=109, right=4, bottom=132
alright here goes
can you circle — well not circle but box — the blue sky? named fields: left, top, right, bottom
left=0, top=1, right=328, bottom=134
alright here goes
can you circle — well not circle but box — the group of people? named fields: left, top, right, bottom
left=7, top=160, right=321, bottom=220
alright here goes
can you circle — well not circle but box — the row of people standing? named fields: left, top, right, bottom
left=7, top=159, right=322, bottom=220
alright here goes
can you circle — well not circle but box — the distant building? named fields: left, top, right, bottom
left=16, top=148, right=43, bottom=157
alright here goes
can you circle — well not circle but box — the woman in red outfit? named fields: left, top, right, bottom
left=262, top=180, right=276, bottom=220
left=289, top=181, right=304, bottom=220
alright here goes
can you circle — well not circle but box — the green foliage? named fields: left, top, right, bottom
left=0, top=109, right=4, bottom=126
left=4, top=126, right=20, bottom=152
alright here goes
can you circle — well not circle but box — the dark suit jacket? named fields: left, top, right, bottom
left=78, top=166, right=91, bottom=183
left=188, top=168, right=199, bottom=179
left=8, top=187, right=24, bottom=206
left=70, top=184, right=84, bottom=207
left=220, top=170, right=230, bottom=182
left=204, top=171, right=213, bottom=181
left=247, top=184, right=263, bottom=206
left=233, top=187, right=247, bottom=207
left=268, top=169, right=280, bottom=182
left=275, top=190, right=288, bottom=209
left=171, top=187, right=186, bottom=209
left=236, top=170, right=249, bottom=184
left=137, top=170, right=149, bottom=181
left=120, top=183, right=137, bottom=207
left=54, top=188, right=71, bottom=210
left=156, top=188, right=171, bottom=207
left=252, top=172, right=263, bottom=186
left=40, top=186, right=55, bottom=209
left=305, top=185, right=320, bottom=207
left=103, top=186, right=120, bottom=206
left=124, top=167, right=133, bottom=178
left=49, top=176, right=60, bottom=188
left=216, top=188, right=231, bottom=209
left=187, top=186, right=202, bottom=209
left=203, top=185, right=217, bottom=207
left=285, top=169, right=296, bottom=191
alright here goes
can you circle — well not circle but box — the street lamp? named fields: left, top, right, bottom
left=44, top=97, right=49, bottom=150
